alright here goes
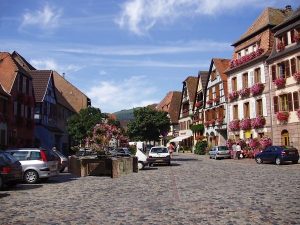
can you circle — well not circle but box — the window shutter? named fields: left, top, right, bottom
left=285, top=60, right=290, bottom=77
left=291, top=58, right=296, bottom=75
left=288, top=93, right=293, bottom=111
left=262, top=96, right=267, bottom=117
left=238, top=102, right=243, bottom=119
left=250, top=99, right=255, bottom=118
left=260, top=66, right=265, bottom=83
left=237, top=74, right=242, bottom=90
left=249, top=71, right=254, bottom=86
left=271, top=65, right=276, bottom=81
left=293, top=92, right=299, bottom=110
left=215, top=84, right=220, bottom=98
left=230, top=105, right=233, bottom=120
left=274, top=96, right=279, bottom=113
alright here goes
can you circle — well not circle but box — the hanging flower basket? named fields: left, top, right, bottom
left=216, top=118, right=224, bottom=125
left=195, top=101, right=202, bottom=108
left=251, top=116, right=266, bottom=129
left=273, top=77, right=286, bottom=88
left=206, top=99, right=213, bottom=106
left=240, top=118, right=252, bottom=130
left=276, top=111, right=289, bottom=122
left=250, top=83, right=264, bottom=96
left=238, top=88, right=250, bottom=98
left=229, top=119, right=240, bottom=131
left=277, top=41, right=285, bottom=51
left=259, top=137, right=272, bottom=149
left=249, top=138, right=260, bottom=149
left=293, top=72, right=300, bottom=83
left=229, top=91, right=239, bottom=102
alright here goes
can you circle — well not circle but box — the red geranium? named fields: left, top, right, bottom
left=276, top=111, right=289, bottom=122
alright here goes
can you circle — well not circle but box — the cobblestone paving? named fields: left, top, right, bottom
left=0, top=154, right=300, bottom=225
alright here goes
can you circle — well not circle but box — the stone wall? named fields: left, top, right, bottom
left=69, top=156, right=138, bottom=178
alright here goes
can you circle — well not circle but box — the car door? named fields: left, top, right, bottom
left=262, top=147, right=273, bottom=161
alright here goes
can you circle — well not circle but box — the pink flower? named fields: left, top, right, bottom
left=277, top=41, right=285, bottom=51
left=293, top=72, right=300, bottom=83
left=250, top=83, right=264, bottom=96
left=240, top=118, right=252, bottom=130
left=251, top=116, right=266, bottom=129
left=273, top=77, right=286, bottom=88
left=229, top=119, right=240, bottom=131
left=276, top=111, right=289, bottom=122
left=259, top=137, right=272, bottom=149
left=229, top=91, right=239, bottom=102
left=226, top=139, right=234, bottom=148
left=249, top=138, right=260, bottom=149
left=238, top=88, right=250, bottom=98
left=206, top=99, right=213, bottom=105
left=230, top=48, right=264, bottom=69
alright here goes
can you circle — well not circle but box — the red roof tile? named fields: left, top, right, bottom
left=29, top=70, right=52, bottom=102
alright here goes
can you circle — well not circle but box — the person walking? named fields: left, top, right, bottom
left=236, top=143, right=241, bottom=160
left=169, top=142, right=175, bottom=158
left=232, top=143, right=237, bottom=159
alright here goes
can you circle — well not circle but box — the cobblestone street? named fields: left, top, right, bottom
left=1, top=154, right=300, bottom=225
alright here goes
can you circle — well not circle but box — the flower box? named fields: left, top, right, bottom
left=250, top=83, right=264, bottom=96
left=277, top=41, right=285, bottom=51
left=240, top=118, right=252, bottom=130
left=206, top=99, right=213, bottom=105
left=293, top=72, right=300, bottom=83
left=276, top=111, right=289, bottom=122
left=213, top=97, right=220, bottom=103
left=259, top=137, right=272, bottom=149
left=251, top=116, right=266, bottom=129
left=273, top=77, right=286, bottom=88
left=229, top=119, right=240, bottom=131
left=230, top=48, right=264, bottom=68
left=238, top=88, right=250, bottom=98
left=216, top=118, right=223, bottom=125
left=228, top=91, right=239, bottom=102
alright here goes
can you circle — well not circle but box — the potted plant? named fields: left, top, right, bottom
left=273, top=77, right=286, bottom=88
left=250, top=83, right=264, bottom=96
left=229, top=119, right=240, bottom=131
left=251, top=116, right=266, bottom=129
left=276, top=111, right=289, bottom=122
left=239, top=87, right=250, bottom=98
left=229, top=91, right=239, bottom=102
left=240, top=118, right=252, bottom=130
left=293, top=72, right=300, bottom=83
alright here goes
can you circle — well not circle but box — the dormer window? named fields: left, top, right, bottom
left=245, top=48, right=248, bottom=55
left=253, top=44, right=257, bottom=52
left=237, top=52, right=241, bottom=59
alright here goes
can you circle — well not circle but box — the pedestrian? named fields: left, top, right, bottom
left=236, top=143, right=241, bottom=160
left=232, top=143, right=237, bottom=159
left=169, top=142, right=175, bottom=158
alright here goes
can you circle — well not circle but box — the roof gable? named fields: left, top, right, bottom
left=184, top=76, right=198, bottom=104
left=29, top=70, right=53, bottom=102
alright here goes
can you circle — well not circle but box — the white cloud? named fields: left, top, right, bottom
left=30, top=58, right=83, bottom=73
left=116, top=0, right=273, bottom=35
left=86, top=76, right=158, bottom=112
left=21, top=4, right=62, bottom=29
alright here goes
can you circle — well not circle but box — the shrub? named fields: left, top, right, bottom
left=129, top=145, right=137, bottom=155
left=194, top=141, right=208, bottom=155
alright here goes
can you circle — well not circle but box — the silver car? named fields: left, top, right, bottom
left=7, top=148, right=59, bottom=184
left=209, top=146, right=231, bottom=159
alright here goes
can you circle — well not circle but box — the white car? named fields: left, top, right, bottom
left=148, top=146, right=171, bottom=166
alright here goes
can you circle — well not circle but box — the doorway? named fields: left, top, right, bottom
left=281, top=130, right=290, bottom=146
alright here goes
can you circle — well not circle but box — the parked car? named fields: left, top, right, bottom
left=0, top=151, right=23, bottom=190
left=53, top=150, right=68, bottom=173
left=6, top=148, right=59, bottom=184
left=115, top=148, right=131, bottom=156
left=209, top=146, right=230, bottom=159
left=255, top=146, right=299, bottom=165
left=148, top=146, right=171, bottom=166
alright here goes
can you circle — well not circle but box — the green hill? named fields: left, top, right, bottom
left=113, top=108, right=137, bottom=121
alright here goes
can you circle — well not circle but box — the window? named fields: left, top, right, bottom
left=209, top=88, right=213, bottom=100
left=215, top=84, right=220, bottom=98
left=11, top=151, right=29, bottom=161
left=254, top=68, right=261, bottom=83
left=291, top=58, right=296, bottom=75
left=30, top=152, right=41, bottom=160
left=281, top=33, right=288, bottom=45
left=271, top=65, right=276, bottom=81
left=242, top=73, right=248, bottom=88
left=274, top=96, right=279, bottom=113
left=291, top=29, right=295, bottom=44
left=256, top=99, right=263, bottom=116
left=243, top=102, right=250, bottom=118
left=278, top=61, right=290, bottom=78
left=293, top=92, right=299, bottom=110
left=232, top=77, right=237, bottom=91
left=233, top=105, right=239, bottom=120
left=278, top=93, right=293, bottom=112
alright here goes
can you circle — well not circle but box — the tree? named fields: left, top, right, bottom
left=127, top=107, right=170, bottom=142
left=67, top=107, right=103, bottom=144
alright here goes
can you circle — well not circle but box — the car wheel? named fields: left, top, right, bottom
left=255, top=157, right=263, bottom=164
left=292, top=160, right=298, bottom=164
left=0, top=176, right=3, bottom=190
left=275, top=157, right=282, bottom=165
left=24, top=170, right=39, bottom=184
left=138, top=162, right=144, bottom=170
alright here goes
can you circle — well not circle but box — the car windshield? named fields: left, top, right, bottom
left=151, top=148, right=168, bottom=153
left=218, top=146, right=228, bottom=151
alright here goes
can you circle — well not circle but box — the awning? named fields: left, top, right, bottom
left=169, top=134, right=192, bottom=142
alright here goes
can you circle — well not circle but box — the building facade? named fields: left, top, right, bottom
left=204, top=59, right=230, bottom=147
left=267, top=8, right=300, bottom=147
left=226, top=7, right=292, bottom=142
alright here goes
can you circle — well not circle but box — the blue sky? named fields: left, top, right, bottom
left=0, top=0, right=298, bottom=113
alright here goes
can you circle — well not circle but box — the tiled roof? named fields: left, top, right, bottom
left=29, top=70, right=52, bottom=102
left=12, top=51, right=36, bottom=71
left=52, top=71, right=90, bottom=113
left=156, top=91, right=181, bottom=124
left=274, top=7, right=300, bottom=31
left=198, top=71, right=209, bottom=91
left=54, top=87, right=76, bottom=112
left=185, top=76, right=198, bottom=104
left=232, top=7, right=292, bottom=46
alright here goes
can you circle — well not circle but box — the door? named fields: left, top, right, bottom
left=281, top=130, right=290, bottom=146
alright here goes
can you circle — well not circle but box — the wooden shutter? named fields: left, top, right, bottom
left=285, top=60, right=290, bottom=77
left=209, top=88, right=213, bottom=100
left=288, top=93, right=293, bottom=111
left=274, top=96, right=279, bottom=113
left=291, top=58, right=296, bottom=75
left=293, top=92, right=299, bottom=110
left=271, top=65, right=276, bottom=81
left=215, top=84, right=220, bottom=98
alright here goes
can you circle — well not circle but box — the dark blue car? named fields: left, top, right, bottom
left=255, top=146, right=299, bottom=165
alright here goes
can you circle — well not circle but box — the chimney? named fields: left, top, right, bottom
left=62, top=72, right=65, bottom=78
